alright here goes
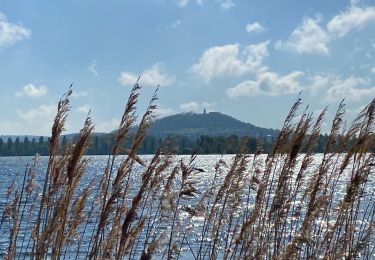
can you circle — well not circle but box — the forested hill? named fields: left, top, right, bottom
left=149, top=112, right=279, bottom=138
left=0, top=112, right=280, bottom=156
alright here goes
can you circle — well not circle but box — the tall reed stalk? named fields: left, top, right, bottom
left=0, top=85, right=374, bottom=260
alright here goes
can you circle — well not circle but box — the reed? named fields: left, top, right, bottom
left=0, top=84, right=374, bottom=260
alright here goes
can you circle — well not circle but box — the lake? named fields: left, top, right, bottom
left=0, top=154, right=374, bottom=259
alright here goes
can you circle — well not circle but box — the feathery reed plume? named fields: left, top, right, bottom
left=1, top=88, right=375, bottom=260
left=88, top=81, right=141, bottom=257
left=50, top=115, right=93, bottom=258
left=32, top=88, right=72, bottom=258
left=89, top=85, right=159, bottom=259
left=116, top=123, right=161, bottom=258
left=5, top=192, right=19, bottom=260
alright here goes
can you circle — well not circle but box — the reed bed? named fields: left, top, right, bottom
left=0, top=83, right=374, bottom=259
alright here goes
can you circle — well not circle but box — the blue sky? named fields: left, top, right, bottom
left=1, top=0, right=375, bottom=135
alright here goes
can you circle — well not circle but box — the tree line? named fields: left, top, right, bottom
left=0, top=133, right=342, bottom=156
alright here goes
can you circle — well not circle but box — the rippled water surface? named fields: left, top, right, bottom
left=0, top=155, right=234, bottom=259
left=0, top=154, right=374, bottom=259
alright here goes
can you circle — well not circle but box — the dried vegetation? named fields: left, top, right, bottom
left=1, top=84, right=375, bottom=259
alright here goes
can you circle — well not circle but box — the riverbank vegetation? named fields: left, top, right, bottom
left=0, top=127, right=358, bottom=156
left=1, top=84, right=374, bottom=259
left=0, top=133, right=271, bottom=156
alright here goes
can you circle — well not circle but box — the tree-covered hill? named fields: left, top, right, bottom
left=149, top=111, right=279, bottom=138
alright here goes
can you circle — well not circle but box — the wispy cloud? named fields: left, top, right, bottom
left=167, top=19, right=182, bottom=29
left=1, top=102, right=56, bottom=135
left=17, top=104, right=56, bottom=128
left=308, top=75, right=332, bottom=96
left=176, top=0, right=234, bottom=9
left=119, top=63, right=175, bottom=87
left=87, top=59, right=98, bottom=76
left=220, top=0, right=235, bottom=10
left=180, top=101, right=215, bottom=113
left=327, top=5, right=375, bottom=37
left=227, top=70, right=303, bottom=97
left=309, top=74, right=375, bottom=103
left=176, top=0, right=189, bottom=7
left=276, top=4, right=375, bottom=56
left=71, top=90, right=88, bottom=99
left=245, top=22, right=265, bottom=34
left=191, top=41, right=269, bottom=82
left=326, top=78, right=375, bottom=102
left=15, top=84, right=48, bottom=98
left=155, top=107, right=174, bottom=117
left=275, top=17, right=330, bottom=55
left=95, top=118, right=120, bottom=133
left=77, top=104, right=91, bottom=114
left=0, top=11, right=31, bottom=48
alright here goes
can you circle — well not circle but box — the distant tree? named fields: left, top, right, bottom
left=224, top=135, right=239, bottom=154
left=39, top=136, right=44, bottom=146
left=247, top=137, right=257, bottom=152
left=143, top=136, right=156, bottom=154
left=14, top=137, right=21, bottom=155
left=24, top=137, right=31, bottom=155
left=94, top=135, right=99, bottom=154
left=7, top=137, right=13, bottom=156
left=32, top=138, right=36, bottom=154
left=38, top=136, right=49, bottom=155
left=0, top=138, right=3, bottom=155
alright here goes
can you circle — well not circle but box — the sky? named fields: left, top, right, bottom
left=1, top=0, right=375, bottom=135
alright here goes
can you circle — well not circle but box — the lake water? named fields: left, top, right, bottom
left=0, top=154, right=374, bottom=259
left=0, top=155, right=233, bottom=259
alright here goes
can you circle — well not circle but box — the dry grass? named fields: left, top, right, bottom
left=1, top=84, right=375, bottom=259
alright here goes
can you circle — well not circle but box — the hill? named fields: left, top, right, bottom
left=148, top=111, right=279, bottom=139
left=0, top=112, right=278, bottom=142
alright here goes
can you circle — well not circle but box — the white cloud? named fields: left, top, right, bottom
left=95, top=118, right=120, bottom=133
left=0, top=11, right=31, bottom=48
left=0, top=104, right=57, bottom=135
left=245, top=22, right=265, bottom=34
left=227, top=70, right=303, bottom=97
left=77, top=104, right=91, bottom=114
left=372, top=67, right=375, bottom=73
left=167, top=19, right=182, bottom=29
left=17, top=105, right=56, bottom=125
left=15, top=84, right=48, bottom=98
left=220, top=0, right=235, bottom=10
left=191, top=41, right=269, bottom=82
left=275, top=17, right=330, bottom=55
left=309, top=75, right=332, bottom=96
left=347, top=105, right=366, bottom=115
left=87, top=60, right=98, bottom=76
left=0, top=120, right=22, bottom=135
left=155, top=107, right=175, bottom=117
left=176, top=0, right=234, bottom=9
left=119, top=63, right=175, bottom=87
left=276, top=4, right=375, bottom=56
left=314, top=75, right=375, bottom=103
left=71, top=90, right=88, bottom=98
left=327, top=5, right=375, bottom=37
left=176, top=0, right=189, bottom=7
left=308, top=74, right=375, bottom=103
left=180, top=101, right=215, bottom=113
